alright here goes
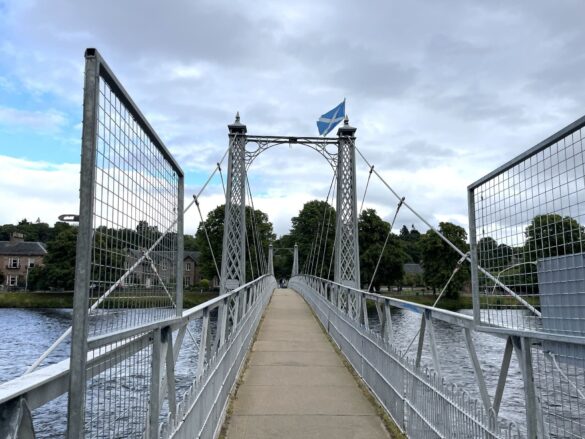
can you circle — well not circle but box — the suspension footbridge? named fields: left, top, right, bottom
left=2, top=48, right=585, bottom=439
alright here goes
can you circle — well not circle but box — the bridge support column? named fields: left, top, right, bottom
left=334, top=116, right=361, bottom=289
left=267, top=244, right=274, bottom=276
left=220, top=113, right=247, bottom=295
left=292, top=243, right=299, bottom=277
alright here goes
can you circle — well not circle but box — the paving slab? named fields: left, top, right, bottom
left=223, top=288, right=391, bottom=439
left=228, top=414, right=389, bottom=439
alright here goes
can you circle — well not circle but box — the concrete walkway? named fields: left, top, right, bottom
left=224, top=289, right=391, bottom=439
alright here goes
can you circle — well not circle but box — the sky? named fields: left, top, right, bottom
left=1, top=0, right=585, bottom=237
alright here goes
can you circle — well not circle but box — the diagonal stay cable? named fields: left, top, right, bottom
left=400, top=252, right=469, bottom=359
left=217, top=162, right=226, bottom=196
left=25, top=146, right=230, bottom=374
left=367, top=197, right=405, bottom=292
left=359, top=165, right=374, bottom=215
left=245, top=178, right=264, bottom=275
left=313, top=172, right=337, bottom=276
left=193, top=195, right=221, bottom=280
left=320, top=181, right=336, bottom=278
left=353, top=141, right=540, bottom=317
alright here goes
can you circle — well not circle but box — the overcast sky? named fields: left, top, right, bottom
left=1, top=0, right=584, bottom=237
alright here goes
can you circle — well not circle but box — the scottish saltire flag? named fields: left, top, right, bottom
left=317, top=100, right=345, bottom=136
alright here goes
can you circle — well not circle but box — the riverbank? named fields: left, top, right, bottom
left=386, top=294, right=473, bottom=311
left=0, top=291, right=218, bottom=309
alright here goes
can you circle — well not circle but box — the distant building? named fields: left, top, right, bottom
left=183, top=251, right=201, bottom=288
left=0, top=233, right=47, bottom=290
left=124, top=249, right=202, bottom=289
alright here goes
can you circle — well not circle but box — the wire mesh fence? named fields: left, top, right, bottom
left=69, top=48, right=184, bottom=438
left=90, top=70, right=181, bottom=336
left=469, top=116, right=585, bottom=334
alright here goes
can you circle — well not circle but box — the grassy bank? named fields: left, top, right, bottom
left=385, top=294, right=473, bottom=311
left=0, top=291, right=218, bottom=309
left=0, top=292, right=74, bottom=308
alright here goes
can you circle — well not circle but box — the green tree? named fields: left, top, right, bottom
left=399, top=224, right=422, bottom=263
left=184, top=234, right=198, bottom=251
left=194, top=205, right=275, bottom=283
left=525, top=214, right=584, bottom=260
left=419, top=222, right=469, bottom=298
left=28, top=223, right=78, bottom=290
left=289, top=200, right=336, bottom=278
left=273, top=234, right=295, bottom=280
left=359, top=209, right=406, bottom=291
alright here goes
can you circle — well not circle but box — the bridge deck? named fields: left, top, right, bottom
left=223, top=288, right=391, bottom=439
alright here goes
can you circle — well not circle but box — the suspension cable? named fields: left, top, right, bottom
left=400, top=252, right=469, bottom=359
left=313, top=172, right=337, bottom=276
left=246, top=177, right=267, bottom=275
left=320, top=181, right=336, bottom=277
left=359, top=165, right=374, bottom=215
left=367, top=197, right=405, bottom=292
left=246, top=226, right=255, bottom=280
left=25, top=148, right=230, bottom=374
left=193, top=195, right=221, bottom=280
left=353, top=142, right=540, bottom=317
left=217, top=162, right=226, bottom=196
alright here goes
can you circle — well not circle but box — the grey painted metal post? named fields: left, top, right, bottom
left=334, top=116, right=361, bottom=289
left=493, top=336, right=513, bottom=416
left=148, top=328, right=162, bottom=439
left=67, top=49, right=100, bottom=439
left=220, top=113, right=247, bottom=294
left=468, top=188, right=481, bottom=325
left=176, top=176, right=184, bottom=316
left=292, top=244, right=299, bottom=277
left=267, top=244, right=274, bottom=277
left=383, top=300, right=393, bottom=343
left=197, top=309, right=210, bottom=378
left=513, top=336, right=541, bottom=438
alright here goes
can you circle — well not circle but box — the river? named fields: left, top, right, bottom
left=0, top=307, right=527, bottom=437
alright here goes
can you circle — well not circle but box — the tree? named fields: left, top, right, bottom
left=419, top=222, right=469, bottom=298
left=194, top=205, right=275, bottom=283
left=359, top=209, right=406, bottom=291
left=477, top=237, right=514, bottom=273
left=273, top=233, right=295, bottom=280
left=289, top=200, right=336, bottom=278
left=525, top=214, right=584, bottom=259
left=184, top=234, right=198, bottom=251
left=399, top=224, right=422, bottom=263
left=28, top=223, right=78, bottom=290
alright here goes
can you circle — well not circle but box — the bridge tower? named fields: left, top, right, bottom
left=292, top=243, right=299, bottom=277
left=334, top=116, right=361, bottom=288
left=220, top=113, right=247, bottom=294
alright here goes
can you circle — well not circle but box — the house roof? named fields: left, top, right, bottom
left=184, top=251, right=200, bottom=263
left=0, top=241, right=47, bottom=256
left=403, top=263, right=423, bottom=274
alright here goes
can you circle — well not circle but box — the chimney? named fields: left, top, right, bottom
left=10, top=232, right=24, bottom=242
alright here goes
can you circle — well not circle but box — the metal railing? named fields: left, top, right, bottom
left=290, top=274, right=585, bottom=438
left=0, top=275, right=276, bottom=438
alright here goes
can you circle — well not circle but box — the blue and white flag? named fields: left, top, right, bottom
left=316, top=99, right=345, bottom=136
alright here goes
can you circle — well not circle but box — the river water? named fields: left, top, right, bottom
left=0, top=307, right=527, bottom=437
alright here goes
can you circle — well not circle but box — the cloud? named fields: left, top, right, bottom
left=0, top=106, right=68, bottom=134
left=0, top=155, right=79, bottom=224
left=1, top=0, right=585, bottom=239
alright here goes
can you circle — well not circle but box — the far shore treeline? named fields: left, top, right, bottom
left=1, top=206, right=580, bottom=309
